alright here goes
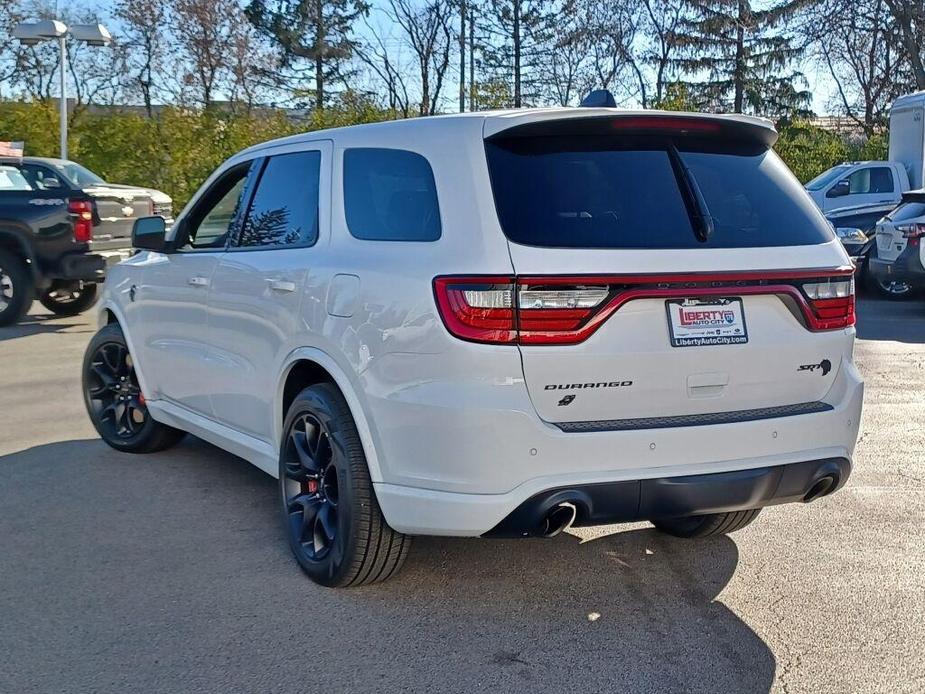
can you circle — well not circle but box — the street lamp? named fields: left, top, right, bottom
left=12, top=20, right=112, bottom=160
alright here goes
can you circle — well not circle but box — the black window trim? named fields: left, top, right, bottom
left=227, top=147, right=325, bottom=253
left=343, top=146, right=443, bottom=243
left=172, top=160, right=259, bottom=254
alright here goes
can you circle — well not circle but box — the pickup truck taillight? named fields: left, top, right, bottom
left=68, top=200, right=94, bottom=242
left=434, top=271, right=856, bottom=345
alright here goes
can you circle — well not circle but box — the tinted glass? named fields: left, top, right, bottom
left=182, top=167, right=250, bottom=250
left=485, top=136, right=833, bottom=249
left=20, top=164, right=63, bottom=190
left=344, top=148, right=441, bottom=241
left=888, top=201, right=925, bottom=222
left=805, top=164, right=851, bottom=191
left=238, top=151, right=321, bottom=248
left=845, top=167, right=894, bottom=194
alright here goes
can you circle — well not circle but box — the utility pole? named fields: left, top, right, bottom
left=469, top=5, right=476, bottom=111
left=459, top=1, right=466, bottom=112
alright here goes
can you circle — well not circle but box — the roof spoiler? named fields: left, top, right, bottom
left=486, top=113, right=778, bottom=148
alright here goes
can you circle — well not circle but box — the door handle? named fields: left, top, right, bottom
left=267, top=279, right=296, bottom=293
left=188, top=276, right=209, bottom=287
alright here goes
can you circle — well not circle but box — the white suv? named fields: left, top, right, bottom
left=82, top=108, right=864, bottom=587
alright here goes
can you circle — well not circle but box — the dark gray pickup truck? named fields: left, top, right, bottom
left=0, top=163, right=133, bottom=326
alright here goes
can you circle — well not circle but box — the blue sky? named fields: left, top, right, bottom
left=58, top=0, right=836, bottom=114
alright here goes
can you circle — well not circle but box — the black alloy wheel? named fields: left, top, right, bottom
left=279, top=384, right=410, bottom=587
left=82, top=323, right=185, bottom=453
left=86, top=340, right=147, bottom=440
left=282, top=413, right=341, bottom=561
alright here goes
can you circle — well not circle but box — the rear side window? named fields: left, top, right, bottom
left=0, top=166, right=34, bottom=191
left=343, top=148, right=441, bottom=241
left=238, top=151, right=321, bottom=248
left=485, top=136, right=833, bottom=249
left=889, top=201, right=925, bottom=222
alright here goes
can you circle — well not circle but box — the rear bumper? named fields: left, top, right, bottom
left=485, top=457, right=850, bottom=537
left=50, top=249, right=132, bottom=282
left=869, top=245, right=925, bottom=287
left=372, top=358, right=863, bottom=536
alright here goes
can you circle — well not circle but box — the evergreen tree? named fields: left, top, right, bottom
left=671, top=0, right=812, bottom=118
left=245, top=0, right=368, bottom=110
left=481, top=0, right=555, bottom=107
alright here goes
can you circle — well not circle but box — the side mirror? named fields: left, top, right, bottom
left=132, top=215, right=168, bottom=251
left=827, top=179, right=850, bottom=199
left=42, top=176, right=62, bottom=189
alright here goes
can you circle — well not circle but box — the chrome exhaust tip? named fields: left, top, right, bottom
left=541, top=502, right=577, bottom=537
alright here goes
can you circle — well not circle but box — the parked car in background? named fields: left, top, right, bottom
left=806, top=161, right=908, bottom=213
left=0, top=164, right=114, bottom=325
left=869, top=189, right=925, bottom=297
left=17, top=157, right=173, bottom=246
left=824, top=205, right=912, bottom=299
left=805, top=91, right=925, bottom=214
left=83, top=107, right=861, bottom=588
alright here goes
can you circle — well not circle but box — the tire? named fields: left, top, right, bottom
left=867, top=275, right=914, bottom=300
left=0, top=247, right=34, bottom=327
left=652, top=508, right=762, bottom=539
left=82, top=322, right=185, bottom=453
left=280, top=383, right=410, bottom=587
left=39, top=282, right=99, bottom=316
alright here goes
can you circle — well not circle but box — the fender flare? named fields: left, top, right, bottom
left=96, top=299, right=155, bottom=403
left=277, top=347, right=384, bottom=484
left=0, top=227, right=41, bottom=282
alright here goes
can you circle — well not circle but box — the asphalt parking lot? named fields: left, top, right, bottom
left=1, top=296, right=923, bottom=694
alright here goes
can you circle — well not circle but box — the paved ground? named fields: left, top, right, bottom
left=0, top=296, right=923, bottom=694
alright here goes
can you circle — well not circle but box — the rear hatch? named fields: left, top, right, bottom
left=876, top=193, right=925, bottom=262
left=478, top=113, right=854, bottom=425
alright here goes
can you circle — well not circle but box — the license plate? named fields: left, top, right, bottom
left=665, top=297, right=748, bottom=348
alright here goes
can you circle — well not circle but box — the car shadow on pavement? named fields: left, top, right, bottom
left=0, top=313, right=90, bottom=342
left=0, top=437, right=775, bottom=694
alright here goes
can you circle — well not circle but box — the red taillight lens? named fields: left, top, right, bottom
left=433, top=277, right=517, bottom=344
left=897, top=223, right=925, bottom=243
left=68, top=199, right=94, bottom=242
left=800, top=278, right=855, bottom=330
left=435, top=271, right=856, bottom=345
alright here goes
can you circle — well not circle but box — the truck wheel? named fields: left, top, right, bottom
left=0, top=247, right=34, bottom=327
left=82, top=323, right=185, bottom=453
left=39, top=281, right=99, bottom=316
left=652, top=508, right=761, bottom=538
left=280, top=383, right=410, bottom=587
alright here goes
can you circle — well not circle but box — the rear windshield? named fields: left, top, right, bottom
left=888, top=201, right=925, bottom=222
left=485, top=136, right=834, bottom=249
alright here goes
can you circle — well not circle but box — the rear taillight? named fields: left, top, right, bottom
left=897, top=223, right=925, bottom=244
left=432, top=277, right=517, bottom=344
left=435, top=271, right=856, bottom=345
left=68, top=199, right=94, bottom=242
left=800, top=278, right=855, bottom=330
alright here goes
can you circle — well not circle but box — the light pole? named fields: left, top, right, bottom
left=12, top=20, right=112, bottom=160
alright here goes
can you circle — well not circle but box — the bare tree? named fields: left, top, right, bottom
left=355, top=13, right=413, bottom=116
left=114, top=0, right=169, bottom=116
left=388, top=0, right=454, bottom=115
left=171, top=0, right=239, bottom=107
left=882, top=0, right=925, bottom=90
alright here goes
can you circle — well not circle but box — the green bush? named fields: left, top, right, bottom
left=0, top=101, right=891, bottom=206
left=0, top=98, right=395, bottom=209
